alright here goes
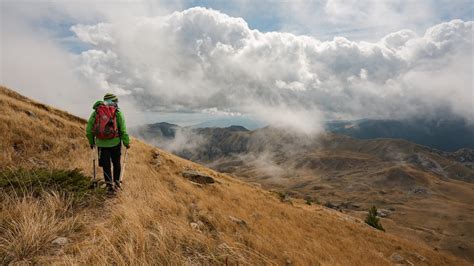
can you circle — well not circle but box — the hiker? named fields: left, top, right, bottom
left=86, top=93, right=130, bottom=194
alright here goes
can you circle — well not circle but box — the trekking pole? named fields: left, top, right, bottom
left=91, top=147, right=98, bottom=189
left=119, top=148, right=128, bottom=187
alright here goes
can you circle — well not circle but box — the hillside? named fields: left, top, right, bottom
left=132, top=123, right=474, bottom=262
left=0, top=86, right=469, bottom=265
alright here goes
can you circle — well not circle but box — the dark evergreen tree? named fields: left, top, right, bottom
left=365, top=206, right=385, bottom=231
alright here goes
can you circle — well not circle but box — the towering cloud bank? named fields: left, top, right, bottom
left=72, top=7, right=473, bottom=132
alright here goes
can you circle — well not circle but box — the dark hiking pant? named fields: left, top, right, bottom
left=98, top=144, right=121, bottom=186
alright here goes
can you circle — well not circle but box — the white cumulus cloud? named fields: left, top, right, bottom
left=70, top=7, right=473, bottom=132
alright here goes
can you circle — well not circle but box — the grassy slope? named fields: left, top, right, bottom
left=0, top=86, right=468, bottom=265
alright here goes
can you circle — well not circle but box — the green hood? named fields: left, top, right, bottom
left=92, top=100, right=118, bottom=110
left=92, top=100, right=103, bottom=110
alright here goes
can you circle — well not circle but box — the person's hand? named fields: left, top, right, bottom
left=90, top=144, right=95, bottom=150
left=125, top=144, right=130, bottom=149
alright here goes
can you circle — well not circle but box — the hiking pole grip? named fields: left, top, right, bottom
left=120, top=148, right=128, bottom=183
left=92, top=147, right=96, bottom=179
left=91, top=146, right=98, bottom=189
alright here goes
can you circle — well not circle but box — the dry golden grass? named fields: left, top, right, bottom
left=0, top=85, right=469, bottom=265
left=0, top=192, right=82, bottom=264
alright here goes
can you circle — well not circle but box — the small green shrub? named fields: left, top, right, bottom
left=365, top=206, right=385, bottom=231
left=304, top=196, right=312, bottom=205
left=272, top=191, right=292, bottom=203
left=0, top=168, right=105, bottom=206
left=272, top=191, right=285, bottom=200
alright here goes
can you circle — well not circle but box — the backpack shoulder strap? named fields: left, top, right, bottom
left=115, top=109, right=122, bottom=131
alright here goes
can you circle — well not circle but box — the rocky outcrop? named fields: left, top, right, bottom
left=181, top=170, right=215, bottom=184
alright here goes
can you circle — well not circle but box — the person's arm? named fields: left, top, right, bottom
left=86, top=111, right=96, bottom=146
left=117, top=111, right=130, bottom=147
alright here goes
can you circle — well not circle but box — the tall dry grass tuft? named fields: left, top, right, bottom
left=0, top=191, right=79, bottom=264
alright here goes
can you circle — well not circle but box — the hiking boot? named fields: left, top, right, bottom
left=114, top=181, right=121, bottom=191
left=106, top=185, right=115, bottom=195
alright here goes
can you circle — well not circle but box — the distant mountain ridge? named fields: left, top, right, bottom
left=326, top=118, right=474, bottom=151
left=191, top=117, right=263, bottom=130
left=134, top=117, right=474, bottom=152
left=130, top=122, right=179, bottom=140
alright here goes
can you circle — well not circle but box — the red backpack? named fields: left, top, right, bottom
left=93, top=103, right=120, bottom=139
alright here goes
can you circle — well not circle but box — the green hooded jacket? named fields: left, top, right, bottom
left=86, top=100, right=130, bottom=148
